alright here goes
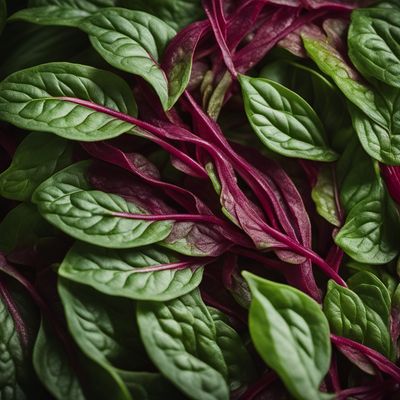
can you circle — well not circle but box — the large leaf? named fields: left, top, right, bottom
left=239, top=75, right=338, bottom=162
left=0, top=132, right=73, bottom=201
left=58, top=278, right=148, bottom=400
left=59, top=241, right=204, bottom=301
left=243, top=272, right=332, bottom=400
left=349, top=8, right=400, bottom=88
left=33, top=319, right=85, bottom=400
left=324, top=276, right=393, bottom=359
left=82, top=8, right=175, bottom=110
left=0, top=62, right=137, bottom=141
left=121, top=0, right=203, bottom=31
left=209, top=307, right=256, bottom=392
left=137, top=290, right=229, bottom=400
left=29, top=0, right=120, bottom=8
left=32, top=161, right=173, bottom=248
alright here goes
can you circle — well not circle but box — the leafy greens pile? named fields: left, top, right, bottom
left=1, top=0, right=400, bottom=399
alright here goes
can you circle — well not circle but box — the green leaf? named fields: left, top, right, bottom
left=81, top=8, right=175, bottom=110
left=324, top=273, right=393, bottom=359
left=59, top=241, right=204, bottom=301
left=30, top=0, right=120, bottom=8
left=209, top=307, right=257, bottom=391
left=121, top=0, right=203, bottom=31
left=349, top=8, right=400, bottom=88
left=32, top=161, right=173, bottom=248
left=33, top=319, right=85, bottom=400
left=58, top=278, right=148, bottom=400
left=0, top=279, right=39, bottom=399
left=335, top=182, right=400, bottom=265
left=239, top=74, right=338, bottom=162
left=302, top=36, right=386, bottom=127
left=0, top=62, right=137, bottom=141
left=137, top=290, right=229, bottom=400
left=243, top=271, right=332, bottom=400
left=0, top=203, right=57, bottom=254
left=0, top=132, right=73, bottom=201
left=118, top=371, right=186, bottom=400
left=311, top=166, right=341, bottom=227
left=0, top=0, right=6, bottom=34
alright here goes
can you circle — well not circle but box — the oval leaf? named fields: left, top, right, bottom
left=239, top=74, right=338, bottom=161
left=137, top=290, right=229, bottom=400
left=82, top=8, right=176, bottom=109
left=0, top=62, right=137, bottom=141
left=243, top=271, right=332, bottom=400
left=59, top=241, right=204, bottom=301
left=32, top=161, right=173, bottom=248
left=0, top=132, right=73, bottom=201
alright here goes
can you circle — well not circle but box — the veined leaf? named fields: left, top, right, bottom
left=243, top=271, right=332, bottom=400
left=239, top=74, right=338, bottom=162
left=32, top=161, right=173, bottom=248
left=137, top=290, right=229, bottom=400
left=82, top=8, right=175, bottom=110
left=0, top=62, right=137, bottom=141
left=349, top=8, right=400, bottom=88
left=0, top=132, right=73, bottom=201
left=59, top=241, right=204, bottom=301
left=29, top=0, right=120, bottom=8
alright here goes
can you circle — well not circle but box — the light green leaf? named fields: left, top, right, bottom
left=0, top=132, right=73, bottom=201
left=137, top=290, right=229, bottom=400
left=0, top=62, right=137, bottom=141
left=239, top=74, right=338, bottom=162
left=311, top=165, right=341, bottom=227
left=82, top=8, right=175, bottom=110
left=243, top=271, right=332, bottom=400
left=33, top=319, right=85, bottom=400
left=32, top=161, right=173, bottom=248
left=209, top=307, right=256, bottom=391
left=59, top=241, right=204, bottom=301
left=349, top=8, right=400, bottom=88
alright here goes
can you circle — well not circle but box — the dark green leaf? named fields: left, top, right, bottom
left=349, top=8, right=400, bottom=88
left=29, top=0, right=120, bottom=8
left=243, top=271, right=332, bottom=400
left=59, top=241, right=203, bottom=301
left=33, top=319, right=85, bottom=400
left=58, top=278, right=148, bottom=400
left=0, top=203, right=56, bottom=254
left=209, top=307, right=257, bottom=392
left=0, top=132, right=73, bottom=201
left=0, top=62, right=137, bottom=141
left=239, top=74, right=338, bottom=162
left=32, top=161, right=173, bottom=248
left=121, top=0, right=203, bottom=31
left=82, top=8, right=175, bottom=110
left=137, top=290, right=229, bottom=400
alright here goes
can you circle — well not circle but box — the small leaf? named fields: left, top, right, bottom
left=243, top=271, right=332, bottom=400
left=0, top=203, right=56, bottom=254
left=81, top=8, right=175, bottom=110
left=311, top=166, right=341, bottom=227
left=59, top=241, right=204, bottom=301
left=239, top=74, right=338, bottom=162
left=137, top=290, right=229, bottom=400
left=349, top=8, right=400, bottom=88
left=0, top=132, right=73, bottom=201
left=33, top=319, right=85, bottom=400
left=0, top=62, right=137, bottom=141
left=209, top=307, right=257, bottom=391
left=32, top=161, right=173, bottom=248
